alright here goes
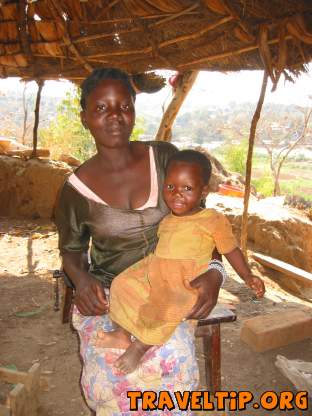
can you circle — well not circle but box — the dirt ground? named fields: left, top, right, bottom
left=1, top=218, right=311, bottom=415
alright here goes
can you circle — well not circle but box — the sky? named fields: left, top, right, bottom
left=0, top=65, right=311, bottom=112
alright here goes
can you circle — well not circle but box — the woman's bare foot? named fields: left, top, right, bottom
left=114, top=340, right=151, bottom=374
left=95, top=329, right=131, bottom=349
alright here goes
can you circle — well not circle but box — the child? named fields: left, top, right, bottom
left=96, top=150, right=265, bottom=373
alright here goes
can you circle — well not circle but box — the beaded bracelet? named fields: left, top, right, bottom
left=207, top=259, right=227, bottom=287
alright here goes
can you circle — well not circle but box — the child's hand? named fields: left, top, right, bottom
left=245, top=274, right=265, bottom=298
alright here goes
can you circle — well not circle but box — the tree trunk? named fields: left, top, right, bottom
left=31, top=80, right=44, bottom=158
left=22, top=82, right=28, bottom=145
left=241, top=71, right=268, bottom=255
left=155, top=71, right=198, bottom=141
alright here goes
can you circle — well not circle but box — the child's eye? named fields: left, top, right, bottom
left=166, top=184, right=174, bottom=190
left=121, top=104, right=130, bottom=111
left=184, top=186, right=192, bottom=191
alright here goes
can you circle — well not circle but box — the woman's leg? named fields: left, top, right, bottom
left=73, top=306, right=199, bottom=415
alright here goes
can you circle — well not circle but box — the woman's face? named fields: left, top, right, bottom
left=81, top=79, right=135, bottom=149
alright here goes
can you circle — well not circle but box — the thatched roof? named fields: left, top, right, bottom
left=0, top=0, right=312, bottom=84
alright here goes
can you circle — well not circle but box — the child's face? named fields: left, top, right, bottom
left=163, top=161, right=209, bottom=216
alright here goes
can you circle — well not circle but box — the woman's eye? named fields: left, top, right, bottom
left=96, top=104, right=106, bottom=111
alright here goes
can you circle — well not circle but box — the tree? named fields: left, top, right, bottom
left=40, top=86, right=145, bottom=161
left=21, top=82, right=30, bottom=145
left=257, top=103, right=312, bottom=196
left=222, top=139, right=248, bottom=175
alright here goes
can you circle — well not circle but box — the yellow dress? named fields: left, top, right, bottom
left=109, top=208, right=237, bottom=345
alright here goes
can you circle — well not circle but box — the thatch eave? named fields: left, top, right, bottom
left=0, top=0, right=311, bottom=83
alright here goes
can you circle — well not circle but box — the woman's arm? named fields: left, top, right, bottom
left=63, top=251, right=109, bottom=316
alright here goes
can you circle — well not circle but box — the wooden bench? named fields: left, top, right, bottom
left=0, top=364, right=40, bottom=416
left=53, top=270, right=237, bottom=393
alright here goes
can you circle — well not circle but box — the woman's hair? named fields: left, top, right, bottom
left=80, top=68, right=136, bottom=110
left=167, top=149, right=212, bottom=184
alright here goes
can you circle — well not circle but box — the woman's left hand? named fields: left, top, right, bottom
left=185, top=269, right=222, bottom=320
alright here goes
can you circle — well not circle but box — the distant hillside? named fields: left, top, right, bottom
left=0, top=92, right=62, bottom=145
left=0, top=88, right=307, bottom=146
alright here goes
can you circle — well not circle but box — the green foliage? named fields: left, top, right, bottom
left=40, top=88, right=94, bottom=161
left=40, top=87, right=145, bottom=161
left=222, top=140, right=248, bottom=175
left=252, top=175, right=274, bottom=197
left=130, top=116, right=145, bottom=141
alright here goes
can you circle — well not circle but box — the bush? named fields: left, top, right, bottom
left=222, top=140, right=248, bottom=175
left=252, top=175, right=274, bottom=197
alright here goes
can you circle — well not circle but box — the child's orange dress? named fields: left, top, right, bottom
left=109, top=209, right=237, bottom=345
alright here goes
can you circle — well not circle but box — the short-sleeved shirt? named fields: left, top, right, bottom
left=54, top=141, right=177, bottom=287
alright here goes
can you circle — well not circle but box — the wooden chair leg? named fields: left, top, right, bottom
left=61, top=280, right=74, bottom=324
left=202, top=323, right=221, bottom=393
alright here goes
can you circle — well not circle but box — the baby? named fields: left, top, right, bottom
left=97, top=150, right=265, bottom=373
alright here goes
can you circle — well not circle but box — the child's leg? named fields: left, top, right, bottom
left=114, top=339, right=152, bottom=374
left=95, top=322, right=132, bottom=350
left=95, top=322, right=153, bottom=374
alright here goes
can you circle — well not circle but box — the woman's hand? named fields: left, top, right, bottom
left=75, top=274, right=109, bottom=316
left=62, top=251, right=109, bottom=316
left=185, top=269, right=222, bottom=320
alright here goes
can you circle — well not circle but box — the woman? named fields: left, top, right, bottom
left=55, top=68, right=226, bottom=416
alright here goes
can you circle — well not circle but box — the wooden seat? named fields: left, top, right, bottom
left=195, top=304, right=237, bottom=392
left=52, top=270, right=237, bottom=392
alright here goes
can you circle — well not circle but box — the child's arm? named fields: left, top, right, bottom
left=224, top=247, right=265, bottom=298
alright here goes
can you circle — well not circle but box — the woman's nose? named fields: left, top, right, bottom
left=108, top=107, right=122, bottom=119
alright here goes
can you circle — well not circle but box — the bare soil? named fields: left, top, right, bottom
left=0, top=218, right=311, bottom=415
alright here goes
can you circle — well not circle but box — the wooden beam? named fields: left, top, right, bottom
left=149, top=3, right=199, bottom=27
left=96, top=0, right=121, bottom=20
left=155, top=71, right=198, bottom=141
left=240, top=71, right=268, bottom=255
left=252, top=252, right=312, bottom=286
left=71, top=27, right=141, bottom=45
left=159, top=16, right=233, bottom=48
left=48, top=0, right=93, bottom=73
left=31, top=80, right=44, bottom=159
left=219, top=0, right=255, bottom=41
left=18, top=0, right=34, bottom=67
left=73, top=16, right=233, bottom=58
left=178, top=35, right=292, bottom=69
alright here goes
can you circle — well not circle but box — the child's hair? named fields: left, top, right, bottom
left=80, top=68, right=136, bottom=110
left=167, top=149, right=212, bottom=184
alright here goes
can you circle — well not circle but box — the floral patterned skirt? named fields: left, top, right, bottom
left=72, top=306, right=199, bottom=416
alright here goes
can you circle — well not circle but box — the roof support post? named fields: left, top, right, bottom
left=155, top=70, right=198, bottom=141
left=31, top=80, right=44, bottom=158
left=240, top=70, right=268, bottom=255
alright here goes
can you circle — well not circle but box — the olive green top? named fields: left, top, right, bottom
left=54, top=141, right=177, bottom=287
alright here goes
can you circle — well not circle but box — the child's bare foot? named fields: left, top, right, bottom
left=115, top=341, right=151, bottom=374
left=95, top=329, right=131, bottom=349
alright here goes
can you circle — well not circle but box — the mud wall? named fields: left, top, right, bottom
left=0, top=156, right=72, bottom=219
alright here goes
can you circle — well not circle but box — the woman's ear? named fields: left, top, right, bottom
left=80, top=111, right=88, bottom=129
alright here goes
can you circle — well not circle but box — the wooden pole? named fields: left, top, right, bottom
left=240, top=71, right=268, bottom=255
left=31, top=80, right=44, bottom=158
left=155, top=71, right=199, bottom=141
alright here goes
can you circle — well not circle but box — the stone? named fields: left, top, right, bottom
left=240, top=310, right=312, bottom=352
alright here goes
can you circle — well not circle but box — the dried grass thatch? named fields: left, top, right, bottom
left=0, top=0, right=311, bottom=83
